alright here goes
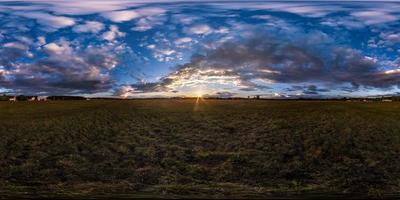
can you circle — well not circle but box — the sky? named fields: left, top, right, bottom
left=0, top=0, right=400, bottom=98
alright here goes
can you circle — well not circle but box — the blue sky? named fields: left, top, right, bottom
left=0, top=1, right=400, bottom=98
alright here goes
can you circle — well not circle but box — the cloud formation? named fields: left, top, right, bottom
left=0, top=39, right=120, bottom=95
left=16, top=12, right=75, bottom=31
left=129, top=33, right=400, bottom=93
left=73, top=21, right=105, bottom=33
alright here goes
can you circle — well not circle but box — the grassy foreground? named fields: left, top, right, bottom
left=0, top=99, right=399, bottom=198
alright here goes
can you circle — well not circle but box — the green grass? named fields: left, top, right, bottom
left=0, top=100, right=399, bottom=198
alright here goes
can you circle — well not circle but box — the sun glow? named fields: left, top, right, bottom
left=194, top=90, right=205, bottom=111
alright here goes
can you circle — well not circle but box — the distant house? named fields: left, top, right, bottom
left=381, top=96, right=393, bottom=102
left=38, top=96, right=47, bottom=101
left=9, top=96, right=16, bottom=102
left=28, top=96, right=37, bottom=101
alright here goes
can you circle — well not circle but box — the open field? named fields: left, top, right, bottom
left=0, top=100, right=399, bottom=198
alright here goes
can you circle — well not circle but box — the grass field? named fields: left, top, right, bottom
left=0, top=99, right=399, bottom=198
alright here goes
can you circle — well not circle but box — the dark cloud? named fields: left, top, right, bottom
left=203, top=91, right=236, bottom=98
left=0, top=42, right=118, bottom=95
left=130, top=78, right=174, bottom=93
left=288, top=85, right=330, bottom=95
left=132, top=33, right=400, bottom=93
left=0, top=42, right=31, bottom=68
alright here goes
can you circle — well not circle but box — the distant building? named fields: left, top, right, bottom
left=37, top=96, right=47, bottom=101
left=28, top=96, right=37, bottom=101
left=9, top=96, right=16, bottom=102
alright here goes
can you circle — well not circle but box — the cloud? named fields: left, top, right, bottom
left=211, top=2, right=345, bottom=18
left=0, top=39, right=120, bottom=95
left=129, top=7, right=167, bottom=31
left=43, top=40, right=72, bottom=55
left=0, top=42, right=32, bottom=67
left=277, top=4, right=343, bottom=18
left=129, top=33, right=400, bottom=93
left=3, top=42, right=27, bottom=50
left=102, top=25, right=125, bottom=41
left=0, top=0, right=142, bottom=15
left=73, top=21, right=105, bottom=33
left=37, top=36, right=46, bottom=46
left=16, top=12, right=75, bottom=30
left=153, top=49, right=179, bottom=62
left=131, top=15, right=165, bottom=32
left=174, top=37, right=194, bottom=48
left=288, top=85, right=329, bottom=95
left=132, top=18, right=154, bottom=32
left=351, top=11, right=398, bottom=25
left=203, top=91, right=237, bottom=98
left=102, top=10, right=140, bottom=22
left=188, top=24, right=213, bottom=35
left=2, top=0, right=400, bottom=97
left=114, top=85, right=135, bottom=98
left=172, top=15, right=200, bottom=25
left=380, top=32, right=400, bottom=44
left=174, top=37, right=192, bottom=45
left=136, top=7, right=166, bottom=16
left=102, top=7, right=166, bottom=23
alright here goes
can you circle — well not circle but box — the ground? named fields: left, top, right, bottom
left=0, top=99, right=399, bottom=198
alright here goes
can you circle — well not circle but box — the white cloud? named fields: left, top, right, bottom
left=102, top=7, right=166, bottom=25
left=279, top=5, right=341, bottom=17
left=251, top=15, right=272, bottom=20
left=159, top=49, right=175, bottom=56
left=132, top=18, right=153, bottom=31
left=381, top=33, right=400, bottom=43
left=16, top=12, right=75, bottom=30
left=0, top=0, right=140, bottom=15
left=36, top=36, right=46, bottom=47
left=131, top=17, right=163, bottom=32
left=43, top=40, right=73, bottom=55
left=147, top=44, right=156, bottom=49
left=43, top=43, right=64, bottom=55
left=320, top=18, right=365, bottom=29
left=211, top=2, right=344, bottom=18
left=1, top=1, right=169, bottom=16
left=188, top=24, right=213, bottom=35
left=3, top=42, right=27, bottom=50
left=351, top=11, right=398, bottom=24
left=174, top=37, right=192, bottom=45
left=153, top=48, right=179, bottom=62
left=214, top=27, right=229, bottom=34
left=73, top=21, right=105, bottom=33
left=172, top=15, right=200, bottom=25
left=102, top=10, right=140, bottom=22
left=102, top=25, right=125, bottom=41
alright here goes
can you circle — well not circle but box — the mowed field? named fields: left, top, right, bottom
left=0, top=100, right=399, bottom=198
